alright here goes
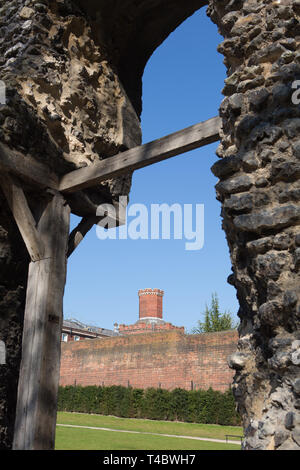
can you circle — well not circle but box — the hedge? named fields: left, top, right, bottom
left=57, top=385, right=241, bottom=426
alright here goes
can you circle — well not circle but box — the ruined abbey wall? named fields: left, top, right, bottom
left=208, top=0, right=300, bottom=450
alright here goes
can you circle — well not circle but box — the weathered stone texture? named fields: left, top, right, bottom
left=208, top=0, right=300, bottom=450
left=0, top=0, right=143, bottom=217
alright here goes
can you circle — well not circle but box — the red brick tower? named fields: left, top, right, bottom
left=118, top=289, right=184, bottom=335
left=138, top=288, right=164, bottom=321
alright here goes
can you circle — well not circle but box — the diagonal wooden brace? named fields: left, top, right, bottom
left=0, top=174, right=44, bottom=261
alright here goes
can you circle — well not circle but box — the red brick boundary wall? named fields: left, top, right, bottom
left=59, top=330, right=238, bottom=392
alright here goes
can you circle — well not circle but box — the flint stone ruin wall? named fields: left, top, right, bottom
left=0, top=0, right=299, bottom=450
left=208, top=0, right=300, bottom=450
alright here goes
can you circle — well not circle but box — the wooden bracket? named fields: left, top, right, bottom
left=67, top=215, right=101, bottom=257
left=67, top=198, right=127, bottom=257
left=0, top=174, right=44, bottom=261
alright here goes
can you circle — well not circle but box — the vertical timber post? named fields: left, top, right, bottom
left=12, top=191, right=70, bottom=450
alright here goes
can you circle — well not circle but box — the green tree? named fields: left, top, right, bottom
left=191, top=293, right=237, bottom=333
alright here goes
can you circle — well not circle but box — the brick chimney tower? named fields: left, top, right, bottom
left=138, top=288, right=164, bottom=321
left=118, top=289, right=184, bottom=335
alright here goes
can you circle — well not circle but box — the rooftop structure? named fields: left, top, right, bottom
left=61, top=318, right=119, bottom=342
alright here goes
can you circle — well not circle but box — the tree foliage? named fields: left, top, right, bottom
left=191, top=293, right=237, bottom=334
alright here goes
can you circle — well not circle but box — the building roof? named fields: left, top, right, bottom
left=63, top=318, right=119, bottom=337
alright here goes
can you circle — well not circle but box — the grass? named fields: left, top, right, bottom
left=55, top=427, right=239, bottom=450
left=55, top=412, right=242, bottom=450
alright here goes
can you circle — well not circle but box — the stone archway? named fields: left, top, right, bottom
left=0, top=0, right=299, bottom=450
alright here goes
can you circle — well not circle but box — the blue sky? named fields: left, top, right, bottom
left=63, top=8, right=240, bottom=332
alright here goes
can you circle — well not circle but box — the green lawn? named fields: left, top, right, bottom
left=55, top=412, right=242, bottom=450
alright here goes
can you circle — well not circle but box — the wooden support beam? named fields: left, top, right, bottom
left=59, top=116, right=221, bottom=193
left=13, top=191, right=70, bottom=450
left=0, top=142, right=58, bottom=190
left=0, top=174, right=44, bottom=261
